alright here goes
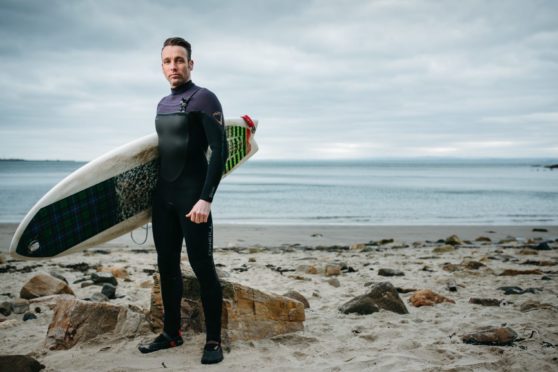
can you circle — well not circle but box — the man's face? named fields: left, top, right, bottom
left=161, top=45, right=193, bottom=88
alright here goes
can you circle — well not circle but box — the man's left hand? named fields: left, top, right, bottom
left=186, top=200, right=211, bottom=224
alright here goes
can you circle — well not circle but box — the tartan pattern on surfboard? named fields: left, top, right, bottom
left=17, top=160, right=158, bottom=258
left=16, top=124, right=254, bottom=258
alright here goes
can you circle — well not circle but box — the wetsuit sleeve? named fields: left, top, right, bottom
left=200, top=113, right=227, bottom=202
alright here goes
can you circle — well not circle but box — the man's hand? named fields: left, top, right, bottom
left=186, top=200, right=211, bottom=224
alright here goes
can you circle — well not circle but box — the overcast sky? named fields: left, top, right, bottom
left=0, top=0, right=557, bottom=160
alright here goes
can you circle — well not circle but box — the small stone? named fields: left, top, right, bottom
left=519, top=248, right=538, bottom=255
left=98, top=266, right=129, bottom=279
left=475, top=236, right=492, bottom=242
left=446, top=280, right=458, bottom=292
left=91, top=272, right=118, bottom=286
left=433, top=245, right=455, bottom=254
left=90, top=293, right=109, bottom=302
left=80, top=281, right=95, bottom=288
left=461, top=260, right=485, bottom=270
left=140, top=280, right=153, bottom=288
left=497, top=286, right=541, bottom=295
left=12, top=299, right=30, bottom=314
left=377, top=268, right=405, bottom=277
left=23, top=312, right=37, bottom=321
left=461, top=327, right=518, bottom=346
left=248, top=257, right=256, bottom=263
left=445, top=235, right=463, bottom=246
left=469, top=298, right=501, bottom=306
left=20, top=273, right=75, bottom=299
left=532, top=228, right=548, bottom=232
left=350, top=243, right=366, bottom=250
left=0, top=301, right=12, bottom=316
left=0, top=355, right=45, bottom=372
left=534, top=242, right=551, bottom=251
left=519, top=300, right=557, bottom=312
left=327, top=278, right=341, bottom=287
left=499, top=269, right=543, bottom=276
left=325, top=264, right=341, bottom=276
left=49, top=271, right=68, bottom=283
left=339, top=282, right=408, bottom=315
left=283, top=291, right=310, bottom=309
left=101, top=283, right=116, bottom=299
left=379, top=239, right=394, bottom=245
left=409, top=289, right=455, bottom=307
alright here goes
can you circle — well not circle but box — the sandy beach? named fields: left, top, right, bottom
left=1, top=223, right=557, bottom=371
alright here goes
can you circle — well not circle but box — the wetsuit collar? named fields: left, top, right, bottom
left=171, top=80, right=194, bottom=95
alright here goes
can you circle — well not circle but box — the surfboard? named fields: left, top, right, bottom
left=10, top=116, right=258, bottom=260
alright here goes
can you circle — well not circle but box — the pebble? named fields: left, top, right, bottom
left=409, top=289, right=455, bottom=307
left=91, top=272, right=117, bottom=286
left=22, top=312, right=37, bottom=321
left=377, top=268, right=405, bottom=277
left=461, top=327, right=518, bottom=346
left=327, top=278, right=341, bottom=288
left=12, top=299, right=30, bottom=314
left=433, top=245, right=455, bottom=254
left=101, top=283, right=116, bottom=299
left=469, top=298, right=501, bottom=306
left=497, top=286, right=542, bottom=295
left=325, top=265, right=341, bottom=277
left=0, top=301, right=12, bottom=316
left=535, top=242, right=551, bottom=251
left=445, top=235, right=464, bottom=246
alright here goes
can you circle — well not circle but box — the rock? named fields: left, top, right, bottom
left=49, top=271, right=68, bottom=284
left=498, top=269, right=543, bottom=276
left=396, top=287, right=417, bottom=294
left=520, top=259, right=557, bottom=266
left=325, top=264, right=341, bottom=276
left=377, top=268, right=405, bottom=277
left=498, top=237, right=517, bottom=244
left=461, top=260, right=485, bottom=270
left=461, top=327, right=518, bottom=346
left=475, top=236, right=492, bottom=242
left=533, top=228, right=548, bottom=232
left=519, top=300, right=557, bottom=312
left=12, top=299, right=30, bottom=314
left=339, top=282, right=409, bottom=315
left=409, top=289, right=455, bottom=307
left=379, top=239, right=394, bottom=245
left=140, top=280, right=153, bottom=288
left=519, top=248, right=539, bottom=255
left=248, top=257, right=256, bottom=263
left=80, top=281, right=95, bottom=288
left=46, top=298, right=146, bottom=349
left=446, top=280, right=458, bottom=292
left=101, top=283, right=116, bottom=299
left=149, top=271, right=305, bottom=341
left=433, top=245, right=455, bottom=254
left=297, top=265, right=318, bottom=275
left=350, top=243, right=366, bottom=250
left=534, top=242, right=551, bottom=251
left=497, top=286, right=542, bottom=295
left=0, top=301, right=12, bottom=316
left=89, top=293, right=109, bottom=302
left=0, top=355, right=45, bottom=372
left=23, top=312, right=37, bottom=321
left=469, top=298, right=501, bottom=306
left=98, top=266, right=129, bottom=279
left=445, top=235, right=463, bottom=246
left=327, top=278, right=341, bottom=287
left=91, top=272, right=118, bottom=286
left=283, top=291, right=310, bottom=309
left=20, top=273, right=75, bottom=299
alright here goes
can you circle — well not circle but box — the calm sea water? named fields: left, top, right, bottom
left=1, top=159, right=557, bottom=225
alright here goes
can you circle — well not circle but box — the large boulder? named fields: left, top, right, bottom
left=149, top=269, right=305, bottom=341
left=339, top=282, right=409, bottom=315
left=45, top=298, right=146, bottom=350
left=20, top=273, right=74, bottom=300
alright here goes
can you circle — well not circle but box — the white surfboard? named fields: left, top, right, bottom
left=10, top=117, right=258, bottom=259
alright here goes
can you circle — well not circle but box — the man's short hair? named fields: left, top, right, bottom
left=162, top=37, right=192, bottom=60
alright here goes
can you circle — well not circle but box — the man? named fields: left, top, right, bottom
left=138, top=37, right=227, bottom=365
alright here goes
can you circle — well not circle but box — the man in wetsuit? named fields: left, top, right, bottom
left=138, top=37, right=226, bottom=365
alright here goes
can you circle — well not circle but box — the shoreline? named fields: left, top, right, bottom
left=2, top=223, right=557, bottom=254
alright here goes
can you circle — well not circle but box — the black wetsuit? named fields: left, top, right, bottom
left=152, top=80, right=226, bottom=343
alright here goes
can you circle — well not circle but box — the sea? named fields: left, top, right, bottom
left=1, top=159, right=557, bottom=225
